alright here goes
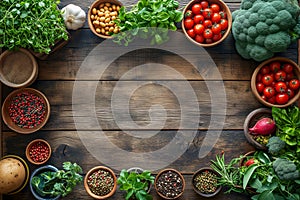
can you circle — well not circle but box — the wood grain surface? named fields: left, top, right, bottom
left=0, top=0, right=298, bottom=199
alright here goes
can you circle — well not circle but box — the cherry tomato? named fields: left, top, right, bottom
left=212, top=33, right=222, bottom=41
left=269, top=61, right=281, bottom=72
left=203, top=29, right=213, bottom=39
left=185, top=10, right=193, bottom=18
left=256, top=82, right=265, bottom=94
left=212, top=23, right=221, bottom=34
left=205, top=38, right=213, bottom=44
left=195, top=34, right=205, bottom=43
left=286, top=88, right=295, bottom=98
left=259, top=65, right=270, bottom=75
left=275, top=70, right=287, bottom=81
left=289, top=79, right=300, bottom=90
left=286, top=73, right=296, bottom=81
left=262, top=74, right=274, bottom=86
left=200, top=1, right=209, bottom=9
left=220, top=19, right=228, bottom=30
left=219, top=11, right=227, bottom=19
left=263, top=87, right=275, bottom=98
left=187, top=29, right=196, bottom=38
left=276, top=93, right=289, bottom=105
left=192, top=3, right=202, bottom=15
left=184, top=18, right=194, bottom=30
left=256, top=73, right=263, bottom=82
left=261, top=95, right=267, bottom=101
left=193, top=14, right=204, bottom=24
left=211, top=13, right=221, bottom=23
left=203, top=20, right=212, bottom=28
left=283, top=63, right=294, bottom=74
left=210, top=3, right=220, bottom=13
left=202, top=8, right=213, bottom=19
left=267, top=96, right=276, bottom=104
left=194, top=24, right=205, bottom=35
left=275, top=81, right=287, bottom=93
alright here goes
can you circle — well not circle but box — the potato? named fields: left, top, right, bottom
left=0, top=158, right=26, bottom=194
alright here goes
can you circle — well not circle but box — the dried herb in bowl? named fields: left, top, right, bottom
left=87, top=169, right=115, bottom=196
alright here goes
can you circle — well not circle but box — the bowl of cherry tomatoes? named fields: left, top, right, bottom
left=182, top=0, right=232, bottom=47
left=251, top=57, right=300, bottom=107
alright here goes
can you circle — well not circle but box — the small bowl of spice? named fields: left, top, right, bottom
left=154, top=168, right=185, bottom=199
left=25, top=139, right=51, bottom=165
left=84, top=166, right=117, bottom=199
left=192, top=167, right=222, bottom=197
left=1, top=88, right=50, bottom=134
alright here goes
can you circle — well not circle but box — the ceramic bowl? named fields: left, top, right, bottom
left=84, top=166, right=117, bottom=199
left=244, top=108, right=274, bottom=150
left=155, top=168, right=185, bottom=199
left=88, top=0, right=122, bottom=39
left=192, top=167, right=222, bottom=197
left=251, top=57, right=300, bottom=107
left=182, top=0, right=232, bottom=47
left=25, top=139, right=52, bottom=165
left=0, top=155, right=30, bottom=195
left=29, top=165, right=60, bottom=200
left=1, top=88, right=50, bottom=134
left=0, top=48, right=38, bottom=88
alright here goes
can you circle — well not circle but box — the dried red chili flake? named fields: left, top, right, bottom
left=29, top=141, right=50, bottom=163
left=8, top=91, right=46, bottom=129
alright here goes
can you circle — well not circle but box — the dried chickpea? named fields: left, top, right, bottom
left=105, top=18, right=110, bottom=23
left=100, top=17, right=105, bottom=22
left=90, top=15, right=95, bottom=20
left=101, top=28, right=105, bottom=34
left=100, top=22, right=106, bottom=27
left=96, top=28, right=101, bottom=33
left=112, top=5, right=116, bottom=10
left=92, top=8, right=97, bottom=15
left=99, top=3, right=104, bottom=8
left=105, top=26, right=109, bottom=30
left=105, top=2, right=111, bottom=7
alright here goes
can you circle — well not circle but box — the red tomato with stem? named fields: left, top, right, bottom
left=289, top=79, right=300, bottom=90
left=205, top=38, right=213, bottom=44
left=286, top=73, right=296, bottom=81
left=260, top=65, right=270, bottom=75
left=283, top=63, right=294, bottom=74
left=187, top=29, right=196, bottom=38
left=275, top=81, right=287, bottom=93
left=202, top=8, right=213, bottom=19
left=269, top=61, right=281, bottom=72
left=194, top=24, right=205, bottom=35
left=193, top=14, right=204, bottom=24
left=200, top=1, right=209, bottom=9
left=210, top=3, right=220, bottom=13
left=275, top=70, right=287, bottom=81
left=256, top=73, right=263, bottom=82
left=192, top=4, right=202, bottom=15
left=184, top=18, right=194, bottom=30
left=185, top=10, right=193, bottom=18
left=220, top=19, right=228, bottom=30
left=256, top=82, right=265, bottom=94
left=262, top=74, right=274, bottom=86
left=268, top=96, right=276, bottom=104
left=263, top=87, right=276, bottom=98
left=219, top=11, right=227, bottom=19
left=212, top=33, right=222, bottom=41
left=286, top=88, right=295, bottom=98
left=276, top=93, right=289, bottom=105
left=211, top=13, right=221, bottom=23
left=212, top=23, right=221, bottom=34
left=195, top=34, right=205, bottom=43
left=203, top=29, right=213, bottom=39
left=203, top=20, right=212, bottom=28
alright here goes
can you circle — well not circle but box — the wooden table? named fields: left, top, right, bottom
left=0, top=0, right=298, bottom=199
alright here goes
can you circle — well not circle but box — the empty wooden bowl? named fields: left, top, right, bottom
left=0, top=48, right=38, bottom=88
left=182, top=0, right=232, bottom=47
left=88, top=0, right=122, bottom=39
left=26, top=139, right=52, bottom=165
left=2, top=88, right=50, bottom=134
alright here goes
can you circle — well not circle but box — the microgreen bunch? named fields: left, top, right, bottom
left=113, top=0, right=183, bottom=46
left=0, top=0, right=68, bottom=54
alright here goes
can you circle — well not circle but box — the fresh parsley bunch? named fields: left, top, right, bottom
left=0, top=0, right=68, bottom=54
left=113, top=0, right=183, bottom=46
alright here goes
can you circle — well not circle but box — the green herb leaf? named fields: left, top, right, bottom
left=243, top=164, right=260, bottom=189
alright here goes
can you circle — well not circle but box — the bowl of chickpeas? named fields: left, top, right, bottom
left=88, top=0, right=122, bottom=39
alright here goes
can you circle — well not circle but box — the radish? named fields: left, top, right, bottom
left=249, top=117, right=276, bottom=135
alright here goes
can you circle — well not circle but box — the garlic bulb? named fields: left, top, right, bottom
left=61, top=4, right=86, bottom=30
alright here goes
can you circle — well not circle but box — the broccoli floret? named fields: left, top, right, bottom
left=247, top=26, right=257, bottom=38
left=248, top=44, right=273, bottom=61
left=235, top=41, right=251, bottom=59
left=255, top=35, right=266, bottom=46
left=264, top=31, right=291, bottom=52
left=270, top=0, right=286, bottom=11
left=275, top=10, right=296, bottom=29
left=266, top=136, right=286, bottom=155
left=256, top=22, right=269, bottom=35
left=248, top=13, right=260, bottom=25
left=273, top=158, right=299, bottom=180
left=257, top=4, right=277, bottom=19
left=269, top=24, right=280, bottom=33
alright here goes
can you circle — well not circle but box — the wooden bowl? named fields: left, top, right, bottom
left=251, top=57, right=300, bottom=107
left=154, top=168, right=185, bottom=199
left=84, top=166, right=117, bottom=199
left=88, top=0, right=122, bottom=39
left=244, top=108, right=274, bottom=150
left=25, top=139, right=52, bottom=165
left=192, top=167, right=222, bottom=197
left=0, top=48, right=38, bottom=88
left=1, top=88, right=50, bottom=134
left=182, top=0, right=232, bottom=47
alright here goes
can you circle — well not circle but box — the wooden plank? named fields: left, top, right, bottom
left=2, top=80, right=262, bottom=131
